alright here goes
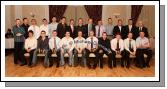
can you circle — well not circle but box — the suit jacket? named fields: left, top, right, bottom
left=57, top=23, right=68, bottom=39
left=113, top=25, right=126, bottom=39
left=136, top=26, right=149, bottom=38
left=67, top=25, right=77, bottom=38
left=124, top=25, right=138, bottom=40
left=76, top=25, right=87, bottom=38
left=85, top=24, right=96, bottom=38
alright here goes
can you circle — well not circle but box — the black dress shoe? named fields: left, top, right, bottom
left=20, top=63, right=26, bottom=66
left=49, top=64, right=53, bottom=67
left=146, top=64, right=150, bottom=67
left=121, top=65, right=124, bottom=67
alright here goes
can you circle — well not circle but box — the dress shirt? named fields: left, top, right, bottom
left=118, top=26, right=122, bottom=31
left=95, top=25, right=106, bottom=37
left=105, top=24, right=114, bottom=36
left=74, top=37, right=86, bottom=49
left=86, top=36, right=98, bottom=49
left=39, top=24, right=49, bottom=36
left=28, top=25, right=40, bottom=39
left=12, top=25, right=25, bottom=42
left=60, top=37, right=74, bottom=52
left=124, top=38, right=136, bottom=52
left=136, top=37, right=150, bottom=49
left=110, top=38, right=124, bottom=51
left=24, top=37, right=37, bottom=50
left=128, top=25, right=132, bottom=32
left=49, top=36, right=61, bottom=50
left=49, top=22, right=58, bottom=36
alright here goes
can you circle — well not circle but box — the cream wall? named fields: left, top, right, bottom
left=137, top=5, right=155, bottom=37
left=102, top=5, right=131, bottom=26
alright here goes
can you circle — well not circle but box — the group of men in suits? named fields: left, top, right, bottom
left=11, top=17, right=152, bottom=69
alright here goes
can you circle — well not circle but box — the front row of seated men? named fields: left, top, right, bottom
left=23, top=30, right=152, bottom=69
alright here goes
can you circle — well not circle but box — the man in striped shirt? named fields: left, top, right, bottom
left=12, top=19, right=26, bottom=66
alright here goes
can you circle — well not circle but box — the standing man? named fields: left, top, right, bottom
left=60, top=31, right=74, bottom=66
left=136, top=31, right=152, bottom=68
left=136, top=20, right=149, bottom=38
left=24, top=30, right=37, bottom=66
left=95, top=20, right=105, bottom=38
left=105, top=18, right=114, bottom=37
left=48, top=30, right=61, bottom=67
left=73, top=31, right=86, bottom=67
left=57, top=17, right=68, bottom=38
left=21, top=18, right=29, bottom=39
left=32, top=31, right=49, bottom=67
left=28, top=19, right=40, bottom=39
left=124, top=19, right=138, bottom=40
left=85, top=30, right=99, bottom=69
left=98, top=32, right=112, bottom=68
left=124, top=32, right=136, bottom=68
left=76, top=18, right=87, bottom=38
left=67, top=19, right=77, bottom=38
left=85, top=18, right=96, bottom=38
left=49, top=17, right=58, bottom=37
left=39, top=18, right=49, bottom=37
left=12, top=19, right=26, bottom=66
left=110, top=34, right=124, bottom=67
left=113, top=19, right=126, bottom=39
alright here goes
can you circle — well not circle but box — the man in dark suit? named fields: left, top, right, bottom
left=113, top=19, right=126, bottom=39
left=76, top=18, right=87, bottom=38
left=136, top=20, right=149, bottom=38
left=21, top=18, right=29, bottom=39
left=85, top=18, right=96, bottom=38
left=67, top=19, right=77, bottom=38
left=124, top=19, right=138, bottom=40
left=57, top=17, right=68, bottom=38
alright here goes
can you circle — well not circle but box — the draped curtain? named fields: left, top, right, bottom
left=131, top=5, right=143, bottom=25
left=49, top=5, right=67, bottom=22
left=84, top=5, right=102, bottom=24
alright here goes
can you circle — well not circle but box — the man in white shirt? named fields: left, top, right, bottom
left=28, top=19, right=40, bottom=39
left=49, top=17, right=58, bottom=37
left=136, top=31, right=152, bottom=68
left=48, top=30, right=61, bottom=67
left=95, top=20, right=105, bottom=37
left=39, top=18, right=49, bottom=37
left=85, top=30, right=99, bottom=69
left=60, top=31, right=74, bottom=66
left=124, top=32, right=136, bottom=68
left=24, top=30, right=37, bottom=66
left=73, top=31, right=86, bottom=67
left=110, top=33, right=124, bottom=67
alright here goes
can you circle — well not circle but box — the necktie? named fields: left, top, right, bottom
left=129, top=39, right=131, bottom=50
left=98, top=26, right=100, bottom=37
left=91, top=37, right=93, bottom=49
left=116, top=39, right=119, bottom=51
left=89, top=24, right=92, bottom=31
left=140, top=27, right=142, bottom=31
left=54, top=37, right=57, bottom=49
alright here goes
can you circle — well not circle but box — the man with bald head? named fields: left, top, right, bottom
left=136, top=20, right=149, bottom=38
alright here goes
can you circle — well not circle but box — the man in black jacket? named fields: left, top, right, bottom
left=136, top=20, right=149, bottom=38
left=67, top=19, right=77, bottom=38
left=113, top=19, right=126, bottom=39
left=124, top=19, right=138, bottom=40
left=98, top=32, right=112, bottom=69
left=57, top=17, right=68, bottom=38
left=21, top=18, right=29, bottom=39
left=85, top=18, right=96, bottom=38
left=76, top=18, right=87, bottom=38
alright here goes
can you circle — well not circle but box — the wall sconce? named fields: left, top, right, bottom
left=113, top=13, right=120, bottom=19
left=30, top=12, right=35, bottom=18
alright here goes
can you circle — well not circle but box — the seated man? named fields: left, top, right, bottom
left=136, top=31, right=152, bottom=68
left=85, top=30, right=99, bottom=69
left=73, top=30, right=86, bottom=67
left=98, top=32, right=112, bottom=69
left=48, top=30, right=61, bottom=67
left=60, top=31, right=74, bottom=66
left=110, top=33, right=124, bottom=67
left=32, top=30, right=49, bottom=67
left=24, top=30, right=37, bottom=66
left=124, top=32, right=136, bottom=68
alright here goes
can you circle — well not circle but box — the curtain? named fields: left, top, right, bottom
left=84, top=5, right=102, bottom=24
left=49, top=5, right=67, bottom=22
left=131, top=5, right=143, bottom=25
